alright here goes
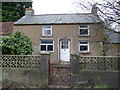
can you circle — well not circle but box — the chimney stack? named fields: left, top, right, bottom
left=25, top=6, right=34, bottom=16
left=91, top=5, right=98, bottom=15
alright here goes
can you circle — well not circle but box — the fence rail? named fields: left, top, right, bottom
left=0, top=55, right=41, bottom=68
left=71, top=55, right=119, bottom=71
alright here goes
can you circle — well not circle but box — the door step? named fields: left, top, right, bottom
left=50, top=63, right=70, bottom=69
left=60, top=61, right=70, bottom=64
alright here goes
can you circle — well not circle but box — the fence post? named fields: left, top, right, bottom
left=39, top=54, right=50, bottom=86
left=71, top=54, right=80, bottom=87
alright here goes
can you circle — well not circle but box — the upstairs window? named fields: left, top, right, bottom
left=79, top=41, right=89, bottom=52
left=42, top=26, right=52, bottom=36
left=40, top=39, right=54, bottom=52
left=79, top=25, right=89, bottom=36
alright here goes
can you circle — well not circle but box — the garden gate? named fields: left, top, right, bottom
left=49, top=63, right=71, bottom=87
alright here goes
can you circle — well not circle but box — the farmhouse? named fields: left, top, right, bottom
left=14, top=6, right=104, bottom=63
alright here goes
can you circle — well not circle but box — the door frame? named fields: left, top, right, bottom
left=58, top=38, right=71, bottom=62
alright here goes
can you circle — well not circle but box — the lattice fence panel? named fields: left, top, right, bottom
left=79, top=56, right=119, bottom=71
left=0, top=55, right=41, bottom=68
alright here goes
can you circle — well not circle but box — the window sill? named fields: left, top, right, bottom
left=79, top=52, right=91, bottom=54
left=42, top=35, right=53, bottom=38
left=40, top=51, right=54, bottom=54
left=42, top=35, right=52, bottom=36
left=78, top=35, right=90, bottom=37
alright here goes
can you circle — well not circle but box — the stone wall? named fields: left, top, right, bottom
left=71, top=70, right=119, bottom=88
left=0, top=54, right=50, bottom=88
left=71, top=54, right=119, bottom=88
left=106, top=44, right=120, bottom=56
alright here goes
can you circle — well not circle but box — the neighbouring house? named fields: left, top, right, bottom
left=105, top=29, right=120, bottom=56
left=14, top=6, right=104, bottom=63
left=0, top=22, right=13, bottom=54
left=0, top=22, right=13, bottom=37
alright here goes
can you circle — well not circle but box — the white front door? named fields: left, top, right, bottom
left=60, top=39, right=70, bottom=62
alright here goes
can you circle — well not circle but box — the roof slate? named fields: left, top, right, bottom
left=109, top=33, right=120, bottom=44
left=14, top=13, right=102, bottom=25
left=105, top=31, right=120, bottom=44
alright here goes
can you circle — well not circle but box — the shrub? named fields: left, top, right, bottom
left=1, top=31, right=33, bottom=55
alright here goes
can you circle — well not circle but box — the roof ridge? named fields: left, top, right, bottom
left=33, top=13, right=93, bottom=16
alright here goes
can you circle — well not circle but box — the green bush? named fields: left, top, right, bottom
left=1, top=31, right=33, bottom=55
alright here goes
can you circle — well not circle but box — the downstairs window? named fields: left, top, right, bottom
left=40, top=39, right=54, bottom=52
left=79, top=41, right=89, bottom=53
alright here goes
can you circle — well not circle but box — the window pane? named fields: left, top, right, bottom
left=80, top=25, right=88, bottom=28
left=48, top=45, right=53, bottom=51
left=80, top=29, right=88, bottom=35
left=41, top=45, right=46, bottom=51
left=80, top=41, right=88, bottom=44
left=80, top=46, right=88, bottom=51
left=44, top=26, right=51, bottom=29
left=61, top=45, right=64, bottom=49
left=41, top=39, right=53, bottom=44
left=43, top=26, right=52, bottom=36
left=44, top=30, right=51, bottom=35
left=62, top=44, right=67, bottom=49
left=61, top=41, right=68, bottom=49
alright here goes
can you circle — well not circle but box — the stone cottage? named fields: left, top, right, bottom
left=14, top=6, right=104, bottom=63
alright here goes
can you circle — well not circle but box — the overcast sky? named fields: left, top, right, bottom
left=32, top=0, right=105, bottom=15
left=32, top=0, right=91, bottom=15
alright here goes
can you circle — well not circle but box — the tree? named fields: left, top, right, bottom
left=73, top=0, right=120, bottom=27
left=2, top=1, right=32, bottom=22
left=1, top=31, right=33, bottom=55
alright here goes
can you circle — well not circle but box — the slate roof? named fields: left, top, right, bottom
left=14, top=13, right=102, bottom=25
left=109, top=32, right=120, bottom=44
left=105, top=31, right=120, bottom=44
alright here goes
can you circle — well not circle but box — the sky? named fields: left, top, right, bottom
left=32, top=0, right=120, bottom=31
left=32, top=0, right=91, bottom=15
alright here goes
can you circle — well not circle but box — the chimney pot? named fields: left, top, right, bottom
left=91, top=5, right=98, bottom=15
left=25, top=6, right=34, bottom=16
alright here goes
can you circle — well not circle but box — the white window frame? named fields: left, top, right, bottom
left=42, top=26, right=52, bottom=36
left=40, top=39, right=54, bottom=52
left=78, top=25, right=89, bottom=36
left=79, top=40, right=89, bottom=53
